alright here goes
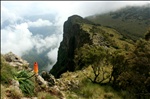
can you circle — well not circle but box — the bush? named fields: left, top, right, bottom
left=1, top=59, right=17, bottom=85
left=15, top=70, right=35, bottom=96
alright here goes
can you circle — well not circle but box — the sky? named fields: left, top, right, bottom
left=1, top=1, right=150, bottom=67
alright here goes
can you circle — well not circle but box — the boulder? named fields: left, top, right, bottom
left=35, top=75, right=48, bottom=88
left=49, top=85, right=66, bottom=99
left=41, top=71, right=56, bottom=86
left=3, top=52, right=29, bottom=69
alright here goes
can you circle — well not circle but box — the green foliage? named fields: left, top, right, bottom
left=1, top=57, right=17, bottom=85
left=15, top=70, right=35, bottom=96
left=37, top=92, right=58, bottom=99
left=145, top=28, right=150, bottom=40
left=75, top=44, right=111, bottom=83
left=112, top=39, right=150, bottom=98
left=68, top=78, right=133, bottom=99
left=109, top=50, right=128, bottom=85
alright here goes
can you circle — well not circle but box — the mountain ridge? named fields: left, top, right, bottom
left=86, top=4, right=150, bottom=40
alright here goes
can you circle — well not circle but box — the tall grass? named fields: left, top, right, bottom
left=69, top=78, right=134, bottom=99
left=15, top=70, right=35, bottom=96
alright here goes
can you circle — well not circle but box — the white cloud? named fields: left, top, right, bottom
left=28, top=19, right=53, bottom=27
left=1, top=5, right=23, bottom=26
left=31, top=33, right=62, bottom=54
left=1, top=23, right=33, bottom=56
left=47, top=48, right=58, bottom=63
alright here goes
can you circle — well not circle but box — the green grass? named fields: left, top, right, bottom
left=1, top=56, right=17, bottom=85
left=63, top=76, right=135, bottom=99
left=15, top=70, right=35, bottom=96
left=1, top=55, right=35, bottom=97
left=37, top=92, right=59, bottom=99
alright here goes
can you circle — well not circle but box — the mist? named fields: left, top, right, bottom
left=1, top=1, right=150, bottom=69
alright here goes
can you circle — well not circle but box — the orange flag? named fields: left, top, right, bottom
left=34, top=62, right=38, bottom=75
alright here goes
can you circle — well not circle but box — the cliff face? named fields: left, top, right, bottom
left=50, top=15, right=134, bottom=78
left=50, top=15, right=93, bottom=77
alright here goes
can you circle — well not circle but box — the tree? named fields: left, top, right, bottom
left=145, top=28, right=150, bottom=41
left=109, top=50, right=128, bottom=85
left=116, top=39, right=150, bottom=98
left=75, top=44, right=111, bottom=83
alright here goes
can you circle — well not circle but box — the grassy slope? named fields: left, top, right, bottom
left=60, top=66, right=134, bottom=99
left=60, top=22, right=135, bottom=98
left=86, top=5, right=150, bottom=40
left=81, top=23, right=135, bottom=50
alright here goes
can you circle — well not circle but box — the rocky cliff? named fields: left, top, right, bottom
left=50, top=15, right=93, bottom=78
left=50, top=15, right=133, bottom=78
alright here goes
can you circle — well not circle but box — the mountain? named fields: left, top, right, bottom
left=50, top=14, right=150, bottom=98
left=86, top=4, right=150, bottom=40
left=50, top=15, right=134, bottom=78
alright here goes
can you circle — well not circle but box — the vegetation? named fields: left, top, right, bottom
left=74, top=37, right=150, bottom=98
left=75, top=44, right=112, bottom=83
left=65, top=78, right=134, bottom=99
left=1, top=55, right=17, bottom=85
left=14, top=70, right=35, bottom=96
left=116, top=39, right=150, bottom=98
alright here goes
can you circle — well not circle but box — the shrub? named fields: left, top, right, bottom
left=15, top=70, right=35, bottom=96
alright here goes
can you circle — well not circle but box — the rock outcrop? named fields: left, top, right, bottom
left=50, top=15, right=93, bottom=78
left=3, top=52, right=30, bottom=70
left=50, top=14, right=133, bottom=78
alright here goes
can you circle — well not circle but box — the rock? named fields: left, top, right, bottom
left=10, top=79, right=19, bottom=87
left=104, top=93, right=114, bottom=99
left=3, top=52, right=29, bottom=69
left=35, top=75, right=48, bottom=88
left=41, top=71, right=56, bottom=86
left=6, top=85, right=23, bottom=98
left=49, top=85, right=66, bottom=99
left=50, top=15, right=93, bottom=78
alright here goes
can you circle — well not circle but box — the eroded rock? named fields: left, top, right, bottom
left=3, top=52, right=29, bottom=70
left=41, top=71, right=56, bottom=86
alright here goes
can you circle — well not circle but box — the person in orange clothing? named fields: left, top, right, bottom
left=34, top=62, right=39, bottom=75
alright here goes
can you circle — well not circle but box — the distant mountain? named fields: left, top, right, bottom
left=86, top=4, right=150, bottom=40
left=22, top=48, right=52, bottom=72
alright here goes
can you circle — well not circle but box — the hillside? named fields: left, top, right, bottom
left=0, top=52, right=136, bottom=99
left=86, top=4, right=150, bottom=40
left=50, top=14, right=150, bottom=98
left=50, top=15, right=134, bottom=78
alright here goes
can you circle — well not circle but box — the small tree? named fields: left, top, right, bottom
left=145, top=28, right=150, bottom=41
left=109, top=50, right=128, bottom=85
left=75, top=44, right=111, bottom=83
left=114, top=39, right=150, bottom=98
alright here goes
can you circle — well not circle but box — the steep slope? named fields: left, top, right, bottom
left=86, top=4, right=150, bottom=40
left=50, top=15, right=134, bottom=78
left=50, top=15, right=93, bottom=77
